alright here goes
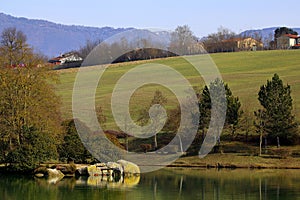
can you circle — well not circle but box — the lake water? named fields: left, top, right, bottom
left=1, top=168, right=300, bottom=200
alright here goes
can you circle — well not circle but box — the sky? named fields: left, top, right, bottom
left=0, top=0, right=299, bottom=37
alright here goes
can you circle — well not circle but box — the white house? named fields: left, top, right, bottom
left=277, top=34, right=300, bottom=49
left=49, top=52, right=83, bottom=65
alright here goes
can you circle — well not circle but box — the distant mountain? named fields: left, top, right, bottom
left=0, top=13, right=171, bottom=57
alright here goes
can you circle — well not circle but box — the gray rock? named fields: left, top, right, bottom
left=46, top=168, right=65, bottom=179
left=117, top=160, right=140, bottom=175
left=107, top=162, right=124, bottom=175
left=87, top=165, right=102, bottom=176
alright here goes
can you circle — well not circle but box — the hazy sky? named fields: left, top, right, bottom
left=0, top=0, right=298, bottom=37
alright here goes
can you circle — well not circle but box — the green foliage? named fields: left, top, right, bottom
left=73, top=118, right=122, bottom=163
left=59, top=119, right=93, bottom=163
left=198, top=85, right=211, bottom=131
left=164, top=105, right=181, bottom=133
left=256, top=74, right=299, bottom=145
left=274, top=27, right=298, bottom=39
left=6, top=126, right=58, bottom=172
left=198, top=79, right=242, bottom=136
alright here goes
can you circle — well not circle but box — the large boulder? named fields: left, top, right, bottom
left=107, top=162, right=123, bottom=175
left=87, top=165, right=102, bottom=176
left=46, top=168, right=65, bottom=179
left=34, top=167, right=64, bottom=180
left=117, top=160, right=140, bottom=175
left=56, top=164, right=77, bottom=177
left=45, top=169, right=64, bottom=184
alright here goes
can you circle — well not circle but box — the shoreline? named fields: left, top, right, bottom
left=166, top=163, right=300, bottom=170
left=1, top=153, right=300, bottom=174
left=166, top=153, right=300, bottom=170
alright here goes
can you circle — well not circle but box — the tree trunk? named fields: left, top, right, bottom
left=202, top=129, right=205, bottom=142
left=125, top=135, right=128, bottom=152
left=154, top=134, right=157, bottom=150
left=264, top=137, right=268, bottom=154
left=178, top=135, right=183, bottom=154
left=259, top=132, right=263, bottom=156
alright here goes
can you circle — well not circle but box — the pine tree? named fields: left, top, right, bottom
left=256, top=74, right=298, bottom=145
left=198, top=79, right=241, bottom=142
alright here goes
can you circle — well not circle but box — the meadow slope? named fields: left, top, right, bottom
left=56, top=50, right=300, bottom=130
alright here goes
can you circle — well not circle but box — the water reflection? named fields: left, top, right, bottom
left=79, top=175, right=140, bottom=189
left=35, top=175, right=140, bottom=190
left=142, top=169, right=300, bottom=200
left=1, top=169, right=300, bottom=200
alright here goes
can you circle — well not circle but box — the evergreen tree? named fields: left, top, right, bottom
left=59, top=120, right=92, bottom=163
left=198, top=85, right=211, bottom=140
left=256, top=74, right=298, bottom=145
left=274, top=27, right=298, bottom=39
left=198, top=79, right=241, bottom=141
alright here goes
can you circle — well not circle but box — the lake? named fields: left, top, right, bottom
left=1, top=168, right=300, bottom=200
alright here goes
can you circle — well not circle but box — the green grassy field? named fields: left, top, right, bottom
left=55, top=50, right=300, bottom=130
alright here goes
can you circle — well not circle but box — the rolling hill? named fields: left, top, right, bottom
left=0, top=13, right=170, bottom=57
left=56, top=50, right=300, bottom=130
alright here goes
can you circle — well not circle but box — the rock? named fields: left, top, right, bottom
left=56, top=164, right=76, bottom=176
left=87, top=165, right=102, bottom=176
left=46, top=168, right=65, bottom=180
left=33, top=167, right=48, bottom=177
left=41, top=169, right=65, bottom=184
left=106, top=162, right=124, bottom=175
left=95, top=163, right=106, bottom=167
left=34, top=173, right=44, bottom=178
left=117, top=160, right=140, bottom=175
left=34, top=167, right=64, bottom=183
left=76, top=166, right=88, bottom=176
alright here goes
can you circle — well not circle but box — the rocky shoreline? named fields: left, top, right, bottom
left=33, top=160, right=140, bottom=184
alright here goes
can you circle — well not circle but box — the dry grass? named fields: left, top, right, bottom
left=172, top=153, right=300, bottom=169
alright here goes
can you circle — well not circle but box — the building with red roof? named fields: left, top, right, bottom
left=277, top=34, right=300, bottom=49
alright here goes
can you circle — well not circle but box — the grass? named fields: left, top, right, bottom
left=172, top=153, right=300, bottom=169
left=55, top=50, right=300, bottom=130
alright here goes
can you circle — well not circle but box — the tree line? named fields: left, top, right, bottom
left=74, top=26, right=298, bottom=63
left=134, top=74, right=299, bottom=155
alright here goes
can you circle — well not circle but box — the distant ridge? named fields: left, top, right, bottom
left=1, top=13, right=299, bottom=56
left=0, top=13, right=170, bottom=57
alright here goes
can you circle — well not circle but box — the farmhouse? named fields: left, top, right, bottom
left=277, top=34, right=300, bottom=49
left=220, top=37, right=263, bottom=52
left=48, top=52, right=83, bottom=65
left=236, top=37, right=263, bottom=51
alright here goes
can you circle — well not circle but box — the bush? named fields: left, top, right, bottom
left=140, top=144, right=152, bottom=153
left=6, top=127, right=58, bottom=172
